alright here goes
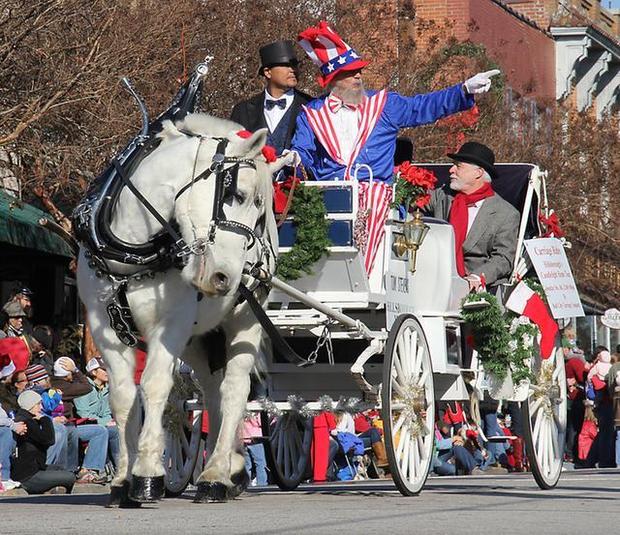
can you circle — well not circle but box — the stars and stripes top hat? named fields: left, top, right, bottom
left=297, top=21, right=369, bottom=88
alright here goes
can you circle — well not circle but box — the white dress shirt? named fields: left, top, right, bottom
left=264, top=89, right=294, bottom=133
left=466, top=199, right=485, bottom=235
left=328, top=106, right=359, bottom=163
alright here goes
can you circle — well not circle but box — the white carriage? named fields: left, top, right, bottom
left=250, top=163, right=566, bottom=496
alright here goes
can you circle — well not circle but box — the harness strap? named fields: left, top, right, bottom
left=112, top=159, right=186, bottom=252
left=238, top=283, right=314, bottom=367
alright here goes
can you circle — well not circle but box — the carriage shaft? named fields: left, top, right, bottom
left=265, top=275, right=372, bottom=339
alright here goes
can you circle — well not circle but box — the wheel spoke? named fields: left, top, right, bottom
left=397, top=336, right=410, bottom=378
left=392, top=411, right=407, bottom=436
left=401, top=430, right=411, bottom=475
left=417, top=367, right=429, bottom=388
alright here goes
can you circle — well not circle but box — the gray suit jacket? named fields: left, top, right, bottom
left=425, top=186, right=520, bottom=287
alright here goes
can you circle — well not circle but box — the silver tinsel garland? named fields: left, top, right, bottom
left=257, top=394, right=375, bottom=419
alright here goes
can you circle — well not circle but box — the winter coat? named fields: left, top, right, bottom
left=0, top=382, right=19, bottom=414
left=336, top=432, right=365, bottom=456
left=50, top=371, right=92, bottom=419
left=11, top=408, right=55, bottom=482
left=577, top=420, right=598, bottom=461
left=73, top=377, right=112, bottom=425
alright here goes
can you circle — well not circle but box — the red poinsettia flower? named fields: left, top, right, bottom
left=415, top=194, right=431, bottom=208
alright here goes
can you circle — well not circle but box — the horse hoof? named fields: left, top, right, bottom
left=129, top=475, right=165, bottom=503
left=227, top=469, right=250, bottom=499
left=193, top=481, right=228, bottom=503
left=106, top=482, right=142, bottom=508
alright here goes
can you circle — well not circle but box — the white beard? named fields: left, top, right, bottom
left=331, top=81, right=365, bottom=106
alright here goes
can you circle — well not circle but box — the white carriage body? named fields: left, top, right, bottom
left=265, top=164, right=545, bottom=403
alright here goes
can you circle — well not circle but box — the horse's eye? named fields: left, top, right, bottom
left=234, top=192, right=246, bottom=204
left=254, top=195, right=263, bottom=208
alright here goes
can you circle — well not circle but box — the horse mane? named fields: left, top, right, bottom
left=173, top=113, right=242, bottom=139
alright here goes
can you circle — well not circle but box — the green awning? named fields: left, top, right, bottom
left=0, top=191, right=74, bottom=258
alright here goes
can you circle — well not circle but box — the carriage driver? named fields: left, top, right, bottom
left=424, top=141, right=520, bottom=293
left=231, top=40, right=312, bottom=156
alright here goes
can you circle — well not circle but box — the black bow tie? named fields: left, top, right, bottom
left=265, top=98, right=287, bottom=110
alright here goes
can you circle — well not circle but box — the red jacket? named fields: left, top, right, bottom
left=577, top=420, right=598, bottom=461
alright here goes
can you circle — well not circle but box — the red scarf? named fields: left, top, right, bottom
left=448, top=182, right=495, bottom=277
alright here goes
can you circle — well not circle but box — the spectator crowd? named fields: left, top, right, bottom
left=1, top=286, right=117, bottom=494
left=2, top=285, right=619, bottom=493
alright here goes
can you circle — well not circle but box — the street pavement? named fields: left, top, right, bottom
left=1, top=469, right=619, bottom=534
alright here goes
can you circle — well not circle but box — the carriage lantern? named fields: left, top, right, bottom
left=392, top=209, right=430, bottom=273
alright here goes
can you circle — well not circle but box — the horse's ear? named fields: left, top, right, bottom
left=267, top=151, right=297, bottom=175
left=235, top=128, right=268, bottom=159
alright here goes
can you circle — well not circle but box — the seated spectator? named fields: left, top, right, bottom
left=11, top=390, right=75, bottom=494
left=51, top=357, right=108, bottom=484
left=354, top=411, right=388, bottom=469
left=25, top=363, right=69, bottom=468
left=74, top=357, right=119, bottom=469
left=432, top=423, right=483, bottom=476
left=0, top=354, right=26, bottom=492
left=240, top=414, right=267, bottom=486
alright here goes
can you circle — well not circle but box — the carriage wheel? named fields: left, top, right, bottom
left=164, top=403, right=204, bottom=497
left=522, top=347, right=567, bottom=489
left=382, top=314, right=435, bottom=496
left=261, top=411, right=313, bottom=491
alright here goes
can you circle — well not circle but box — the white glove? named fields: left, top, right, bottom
left=463, top=69, right=501, bottom=94
left=281, top=149, right=301, bottom=167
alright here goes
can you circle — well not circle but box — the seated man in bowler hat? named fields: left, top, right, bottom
left=231, top=40, right=312, bottom=156
left=425, top=141, right=520, bottom=293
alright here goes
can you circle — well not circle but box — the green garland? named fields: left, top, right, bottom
left=461, top=292, right=535, bottom=383
left=276, top=183, right=331, bottom=281
left=461, top=292, right=512, bottom=379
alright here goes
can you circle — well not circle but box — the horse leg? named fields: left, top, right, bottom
left=182, top=334, right=224, bottom=458
left=127, top=326, right=181, bottom=503
left=194, top=319, right=260, bottom=503
left=105, top=349, right=143, bottom=508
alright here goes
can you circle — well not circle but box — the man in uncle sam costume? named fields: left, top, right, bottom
left=290, top=21, right=500, bottom=274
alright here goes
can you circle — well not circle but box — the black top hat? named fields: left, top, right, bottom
left=259, top=40, right=298, bottom=75
left=447, top=141, right=497, bottom=180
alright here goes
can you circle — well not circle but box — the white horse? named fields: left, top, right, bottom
left=77, top=114, right=291, bottom=505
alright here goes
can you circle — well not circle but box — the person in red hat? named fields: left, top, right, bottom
left=291, top=21, right=499, bottom=275
left=292, top=21, right=498, bottom=184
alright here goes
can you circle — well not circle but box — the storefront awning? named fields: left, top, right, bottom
left=0, top=191, right=74, bottom=258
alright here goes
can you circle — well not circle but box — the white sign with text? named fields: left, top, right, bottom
left=524, top=238, right=584, bottom=319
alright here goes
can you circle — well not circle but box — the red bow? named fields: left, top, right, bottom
left=327, top=95, right=359, bottom=114
left=273, top=176, right=301, bottom=214
left=539, top=211, right=564, bottom=238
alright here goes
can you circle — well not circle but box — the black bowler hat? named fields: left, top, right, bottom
left=447, top=141, right=497, bottom=180
left=259, top=40, right=298, bottom=75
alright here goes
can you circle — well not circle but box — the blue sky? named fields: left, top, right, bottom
left=605, top=0, right=620, bottom=9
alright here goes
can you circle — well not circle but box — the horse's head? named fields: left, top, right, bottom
left=169, top=114, right=293, bottom=297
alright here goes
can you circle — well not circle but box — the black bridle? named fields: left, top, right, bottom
left=174, top=136, right=261, bottom=252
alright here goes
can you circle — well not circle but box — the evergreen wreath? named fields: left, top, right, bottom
left=276, top=181, right=331, bottom=281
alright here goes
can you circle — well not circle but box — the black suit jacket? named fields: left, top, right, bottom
left=230, top=90, right=312, bottom=152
